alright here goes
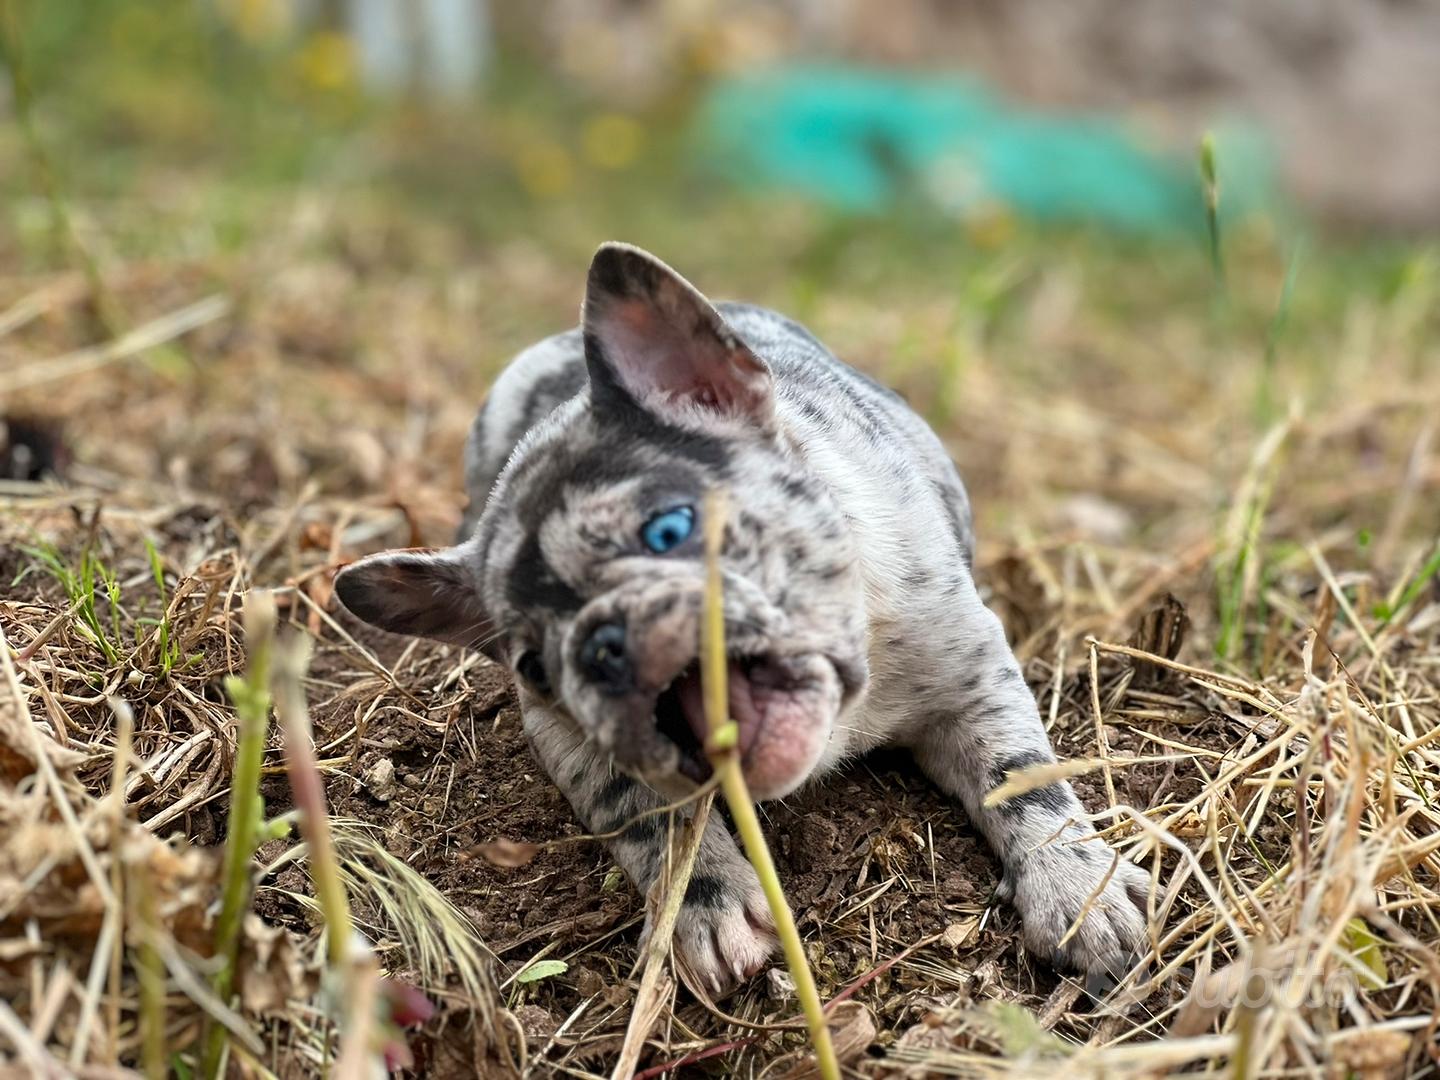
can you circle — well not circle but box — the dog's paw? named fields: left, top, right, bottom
left=656, top=870, right=778, bottom=996
left=1001, top=835, right=1150, bottom=991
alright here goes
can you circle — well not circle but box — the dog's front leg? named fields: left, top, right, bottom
left=908, top=597, right=1149, bottom=982
left=521, top=702, right=777, bottom=993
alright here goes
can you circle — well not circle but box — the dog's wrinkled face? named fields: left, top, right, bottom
left=336, top=244, right=869, bottom=798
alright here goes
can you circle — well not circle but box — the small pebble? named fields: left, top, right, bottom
left=363, top=757, right=396, bottom=801
left=767, top=967, right=795, bottom=1001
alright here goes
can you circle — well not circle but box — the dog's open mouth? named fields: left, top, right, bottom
left=652, top=654, right=825, bottom=789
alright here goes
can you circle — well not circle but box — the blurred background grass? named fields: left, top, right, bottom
left=3, top=0, right=1438, bottom=651
left=3, top=2, right=1434, bottom=362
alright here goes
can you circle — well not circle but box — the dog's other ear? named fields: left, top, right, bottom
left=333, top=546, right=496, bottom=655
left=582, top=242, right=774, bottom=429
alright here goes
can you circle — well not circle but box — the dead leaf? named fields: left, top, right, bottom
left=1328, top=1027, right=1415, bottom=1080
left=236, top=913, right=317, bottom=1015
left=941, top=917, right=978, bottom=950
left=0, top=693, right=88, bottom=782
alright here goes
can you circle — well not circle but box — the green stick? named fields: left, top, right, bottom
left=701, top=490, right=839, bottom=1080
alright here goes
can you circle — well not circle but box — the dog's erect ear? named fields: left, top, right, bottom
left=333, top=547, right=495, bottom=654
left=582, top=242, right=774, bottom=429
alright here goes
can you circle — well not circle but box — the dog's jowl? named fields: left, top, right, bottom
left=335, top=243, right=1148, bottom=993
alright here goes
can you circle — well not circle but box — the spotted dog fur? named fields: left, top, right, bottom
left=336, top=242, right=1149, bottom=994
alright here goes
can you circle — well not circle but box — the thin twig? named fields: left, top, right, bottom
left=700, top=489, right=839, bottom=1080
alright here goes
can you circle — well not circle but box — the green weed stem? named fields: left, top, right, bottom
left=273, top=632, right=354, bottom=967
left=133, top=863, right=168, bottom=1080
left=1257, top=239, right=1304, bottom=425
left=700, top=490, right=839, bottom=1080
left=1199, top=133, right=1225, bottom=294
left=201, top=590, right=276, bottom=1079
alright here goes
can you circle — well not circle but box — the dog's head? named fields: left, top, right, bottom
left=336, top=243, right=868, bottom=798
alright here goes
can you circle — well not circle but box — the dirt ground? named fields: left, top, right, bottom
left=3, top=211, right=1439, bottom=1076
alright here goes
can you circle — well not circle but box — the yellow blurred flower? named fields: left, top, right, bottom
left=295, top=31, right=355, bottom=92
left=582, top=114, right=644, bottom=171
left=515, top=140, right=575, bottom=199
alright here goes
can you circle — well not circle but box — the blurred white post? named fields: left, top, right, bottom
left=345, top=0, right=407, bottom=95
left=420, top=0, right=490, bottom=99
left=345, top=0, right=490, bottom=100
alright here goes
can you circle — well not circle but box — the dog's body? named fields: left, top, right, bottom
left=337, top=244, right=1148, bottom=993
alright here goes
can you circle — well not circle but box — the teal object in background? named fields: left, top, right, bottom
left=697, top=67, right=1274, bottom=234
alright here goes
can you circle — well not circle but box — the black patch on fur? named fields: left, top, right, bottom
left=582, top=336, right=734, bottom=464
left=506, top=533, right=583, bottom=614
left=622, top=815, right=664, bottom=846
left=587, top=244, right=665, bottom=309
left=577, top=522, right=625, bottom=556
left=777, top=474, right=813, bottom=501
left=511, top=440, right=634, bottom=532
left=581, top=331, right=631, bottom=413
left=610, top=396, right=731, bottom=470
left=565, top=446, right=651, bottom=492
left=683, top=874, right=727, bottom=909
left=505, top=363, right=588, bottom=452
left=988, top=750, right=1071, bottom=819
left=594, top=774, right=637, bottom=811
left=796, top=399, right=828, bottom=427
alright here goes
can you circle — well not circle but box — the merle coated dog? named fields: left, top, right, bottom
left=335, top=243, right=1149, bottom=993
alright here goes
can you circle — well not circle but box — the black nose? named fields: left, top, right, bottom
left=579, top=621, right=631, bottom=691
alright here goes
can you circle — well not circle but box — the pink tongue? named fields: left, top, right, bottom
left=676, top=662, right=762, bottom=758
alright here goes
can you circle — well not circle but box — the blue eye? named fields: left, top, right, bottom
left=641, top=506, right=695, bottom=554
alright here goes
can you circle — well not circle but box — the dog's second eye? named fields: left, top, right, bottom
left=640, top=506, right=695, bottom=554
left=515, top=650, right=550, bottom=695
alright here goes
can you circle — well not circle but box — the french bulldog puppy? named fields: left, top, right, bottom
left=335, top=243, right=1149, bottom=993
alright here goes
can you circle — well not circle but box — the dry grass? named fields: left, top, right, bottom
left=1, top=188, right=1439, bottom=1078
